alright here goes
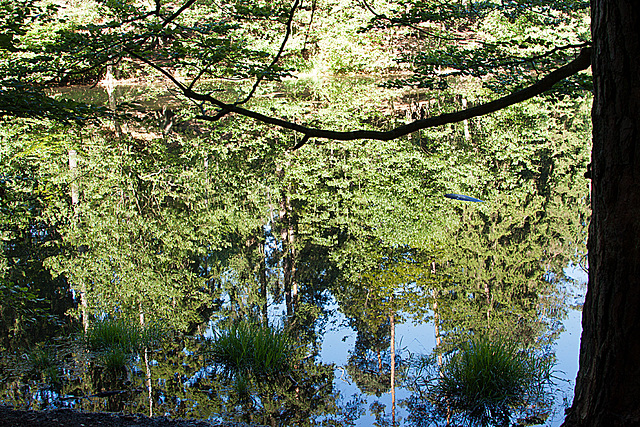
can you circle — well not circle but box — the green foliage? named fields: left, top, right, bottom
left=424, top=95, right=591, bottom=350
left=201, top=319, right=343, bottom=426
left=299, top=0, right=399, bottom=74
left=26, top=343, right=57, bottom=378
left=346, top=328, right=392, bottom=397
left=43, top=118, right=252, bottom=330
left=99, top=346, right=129, bottom=371
left=0, top=2, right=593, bottom=423
left=371, top=0, right=591, bottom=94
left=0, top=119, right=77, bottom=350
left=0, top=0, right=106, bottom=121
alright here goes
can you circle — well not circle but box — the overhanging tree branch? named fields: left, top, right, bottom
left=130, top=47, right=591, bottom=143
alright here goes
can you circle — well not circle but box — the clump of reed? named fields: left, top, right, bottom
left=206, top=320, right=296, bottom=380
left=28, top=345, right=61, bottom=386
left=85, top=317, right=162, bottom=369
left=428, top=336, right=553, bottom=426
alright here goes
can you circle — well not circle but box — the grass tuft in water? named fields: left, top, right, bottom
left=428, top=336, right=553, bottom=427
left=101, top=347, right=129, bottom=371
left=206, top=320, right=296, bottom=380
left=28, top=346, right=55, bottom=371
left=85, top=317, right=163, bottom=369
left=27, top=345, right=62, bottom=386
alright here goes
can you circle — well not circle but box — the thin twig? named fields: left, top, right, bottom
left=188, top=63, right=213, bottom=91
left=235, top=0, right=301, bottom=106
left=161, top=0, right=198, bottom=29
left=360, top=0, right=468, bottom=42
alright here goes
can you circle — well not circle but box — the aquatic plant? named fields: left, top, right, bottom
left=86, top=317, right=161, bottom=352
left=27, top=345, right=61, bottom=386
left=427, top=336, right=553, bottom=427
left=28, top=346, right=55, bottom=372
left=85, top=317, right=163, bottom=368
left=100, top=347, right=129, bottom=371
left=206, top=320, right=296, bottom=380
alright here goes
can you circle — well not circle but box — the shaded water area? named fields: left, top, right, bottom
left=0, top=77, right=591, bottom=426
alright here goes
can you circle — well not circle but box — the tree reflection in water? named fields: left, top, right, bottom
left=0, top=76, right=589, bottom=425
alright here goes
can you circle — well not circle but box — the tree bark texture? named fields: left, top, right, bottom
left=564, top=1, right=640, bottom=425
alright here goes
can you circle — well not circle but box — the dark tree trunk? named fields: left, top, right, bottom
left=564, top=1, right=640, bottom=425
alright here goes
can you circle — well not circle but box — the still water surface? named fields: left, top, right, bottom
left=1, top=79, right=591, bottom=426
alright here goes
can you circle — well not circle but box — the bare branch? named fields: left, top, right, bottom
left=480, top=42, right=592, bottom=71
left=119, top=10, right=157, bottom=24
left=188, top=64, right=213, bottom=91
left=360, top=0, right=590, bottom=66
left=291, top=135, right=310, bottom=151
left=126, top=50, right=189, bottom=92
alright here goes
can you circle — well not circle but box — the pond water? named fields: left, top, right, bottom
left=293, top=267, right=585, bottom=426
left=1, top=78, right=591, bottom=426
left=0, top=271, right=586, bottom=426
